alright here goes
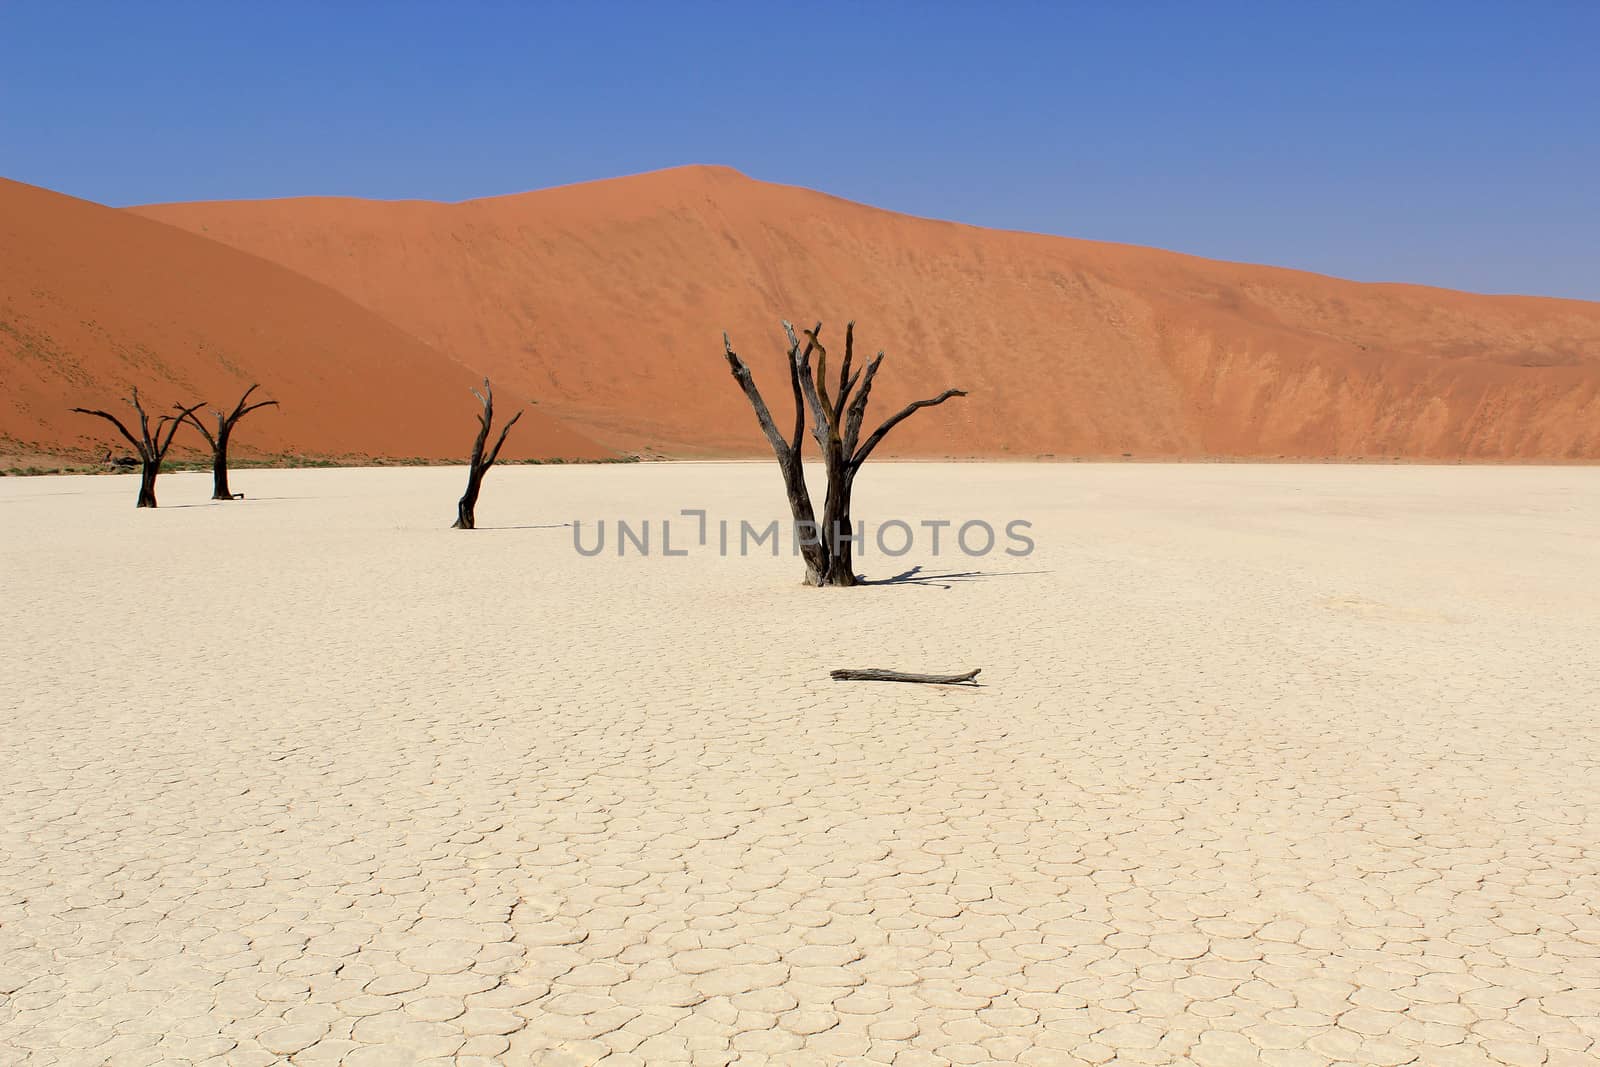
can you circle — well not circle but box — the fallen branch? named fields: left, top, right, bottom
left=830, top=668, right=981, bottom=685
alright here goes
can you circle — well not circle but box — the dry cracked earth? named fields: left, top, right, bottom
left=2, top=463, right=1597, bottom=1066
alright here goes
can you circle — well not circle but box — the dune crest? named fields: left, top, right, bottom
left=129, top=165, right=1600, bottom=461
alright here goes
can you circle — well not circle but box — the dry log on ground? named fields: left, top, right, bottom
left=830, top=668, right=981, bottom=685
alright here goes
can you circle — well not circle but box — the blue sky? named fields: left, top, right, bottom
left=2, top=2, right=1596, bottom=298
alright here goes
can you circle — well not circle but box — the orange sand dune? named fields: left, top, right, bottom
left=133, top=165, right=1600, bottom=460
left=0, top=178, right=609, bottom=462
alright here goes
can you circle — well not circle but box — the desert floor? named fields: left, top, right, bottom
left=2, top=462, right=1597, bottom=1067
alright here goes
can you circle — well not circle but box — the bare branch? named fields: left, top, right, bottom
left=484, top=408, right=524, bottom=469
left=838, top=368, right=861, bottom=416
left=463, top=378, right=495, bottom=467
left=786, top=320, right=821, bottom=453
left=129, top=388, right=153, bottom=453
left=804, top=327, right=838, bottom=439
left=788, top=321, right=835, bottom=454
left=237, top=399, right=280, bottom=419
left=852, top=388, right=968, bottom=470
left=833, top=321, right=855, bottom=424
left=724, top=333, right=792, bottom=460
left=71, top=407, right=147, bottom=458
left=156, top=401, right=207, bottom=461
left=841, top=351, right=885, bottom=455
left=177, top=404, right=217, bottom=449
left=229, top=384, right=261, bottom=422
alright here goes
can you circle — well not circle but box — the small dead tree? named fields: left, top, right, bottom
left=179, top=384, right=279, bottom=501
left=725, top=320, right=966, bottom=586
left=453, top=378, right=523, bottom=530
left=72, top=388, right=205, bottom=508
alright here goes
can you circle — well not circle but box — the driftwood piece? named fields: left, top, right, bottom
left=830, top=668, right=981, bottom=685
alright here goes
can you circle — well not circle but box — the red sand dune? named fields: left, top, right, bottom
left=0, top=178, right=608, bottom=463
left=131, top=165, right=1600, bottom=461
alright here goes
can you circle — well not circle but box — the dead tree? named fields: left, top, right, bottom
left=179, top=384, right=279, bottom=500
left=795, top=320, right=967, bottom=585
left=72, top=388, right=205, bottom=508
left=723, top=323, right=828, bottom=584
left=452, top=378, right=523, bottom=529
left=725, top=320, right=966, bottom=586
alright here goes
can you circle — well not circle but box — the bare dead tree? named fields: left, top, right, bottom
left=453, top=378, right=523, bottom=529
left=178, top=384, right=279, bottom=501
left=72, top=388, right=205, bottom=508
left=794, top=320, right=966, bottom=585
left=723, top=323, right=828, bottom=584
left=724, top=319, right=966, bottom=586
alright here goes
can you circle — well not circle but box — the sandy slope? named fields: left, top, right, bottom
left=134, top=165, right=1600, bottom=460
left=3, top=463, right=1597, bottom=1064
left=0, top=178, right=610, bottom=462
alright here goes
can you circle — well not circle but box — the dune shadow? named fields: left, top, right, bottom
left=861, top=564, right=1051, bottom=589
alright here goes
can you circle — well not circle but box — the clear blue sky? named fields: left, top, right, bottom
left=3, top=2, right=1596, bottom=299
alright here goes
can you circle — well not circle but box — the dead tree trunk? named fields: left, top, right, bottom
left=792, top=321, right=966, bottom=586
left=723, top=325, right=828, bottom=584
left=453, top=378, right=523, bottom=530
left=72, top=389, right=205, bottom=508
left=135, top=461, right=159, bottom=508
left=179, top=384, right=279, bottom=500
left=725, top=320, right=966, bottom=587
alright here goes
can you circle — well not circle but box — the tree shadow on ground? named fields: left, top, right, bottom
left=861, top=564, right=1051, bottom=589
left=480, top=522, right=573, bottom=531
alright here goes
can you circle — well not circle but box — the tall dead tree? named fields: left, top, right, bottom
left=72, top=389, right=205, bottom=508
left=725, top=320, right=966, bottom=586
left=179, top=384, right=279, bottom=501
left=452, top=378, right=523, bottom=530
left=723, top=323, right=828, bottom=584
